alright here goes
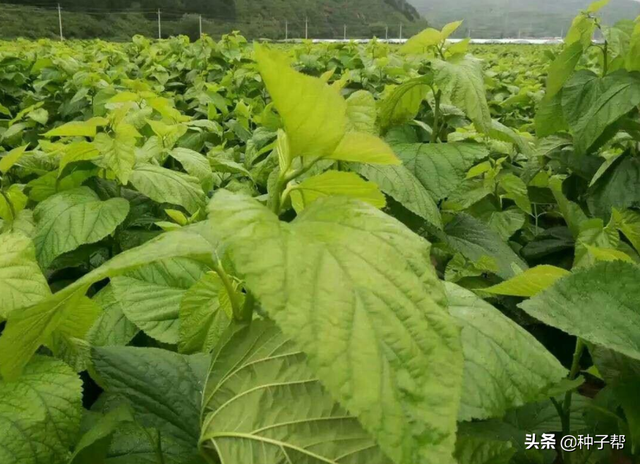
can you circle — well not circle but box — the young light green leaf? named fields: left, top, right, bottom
left=93, top=123, right=140, bottom=185
left=255, top=44, right=347, bottom=158
left=345, top=90, right=377, bottom=133
left=290, top=170, right=386, bottom=213
left=400, top=28, right=443, bottom=54
left=484, top=265, right=571, bottom=297
left=379, top=76, right=431, bottom=132
left=200, top=320, right=392, bottom=464
left=43, top=117, right=108, bottom=138
left=0, top=144, right=28, bottom=174
left=0, top=356, right=83, bottom=464
left=519, top=261, right=640, bottom=361
left=33, top=187, right=129, bottom=268
left=58, top=141, right=100, bottom=175
left=328, top=131, right=400, bottom=164
left=208, top=190, right=463, bottom=464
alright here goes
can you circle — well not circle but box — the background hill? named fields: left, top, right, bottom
left=0, top=0, right=427, bottom=40
left=408, top=0, right=640, bottom=38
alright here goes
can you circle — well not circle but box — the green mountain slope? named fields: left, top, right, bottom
left=408, top=0, right=640, bottom=38
left=0, top=0, right=427, bottom=40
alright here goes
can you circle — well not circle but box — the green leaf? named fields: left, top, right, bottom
left=433, top=56, right=492, bottom=133
left=43, top=117, right=108, bottom=138
left=91, top=346, right=209, bottom=460
left=69, top=405, right=135, bottom=464
left=519, top=261, right=640, bottom=361
left=379, top=76, right=431, bottom=132
left=545, top=42, right=584, bottom=99
left=129, top=164, right=205, bottom=214
left=208, top=191, right=463, bottom=464
left=441, top=20, right=463, bottom=39
left=400, top=28, right=443, bottom=54
left=111, top=258, right=209, bottom=344
left=574, top=217, right=620, bottom=268
left=33, top=187, right=129, bottom=268
left=566, top=14, right=596, bottom=48
left=255, top=44, right=347, bottom=158
left=93, top=123, right=140, bottom=185
left=613, top=208, right=640, bottom=253
left=200, top=320, right=392, bottom=464
left=587, top=153, right=640, bottom=219
left=0, top=185, right=28, bottom=223
left=626, top=20, right=640, bottom=72
left=328, top=132, right=399, bottom=164
left=0, top=356, right=83, bottom=464
left=549, top=176, right=588, bottom=239
left=590, top=346, right=640, bottom=453
left=346, top=90, right=377, bottom=133
left=0, top=144, right=28, bottom=174
left=454, top=431, right=515, bottom=464
left=0, top=233, right=50, bottom=318
left=169, top=147, right=213, bottom=190
left=87, top=285, right=139, bottom=347
left=291, top=170, right=386, bottom=213
left=587, top=0, right=610, bottom=13
left=484, top=265, right=571, bottom=297
left=352, top=163, right=443, bottom=228
left=446, top=283, right=568, bottom=421
left=393, top=142, right=489, bottom=201
left=535, top=92, right=568, bottom=138
left=562, top=70, right=640, bottom=154
left=178, top=272, right=231, bottom=354
left=499, top=173, right=532, bottom=215
left=444, top=213, right=529, bottom=279
left=58, top=141, right=100, bottom=175
left=0, top=224, right=216, bottom=379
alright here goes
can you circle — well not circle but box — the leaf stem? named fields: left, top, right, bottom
left=431, top=89, right=442, bottom=143
left=0, top=190, right=16, bottom=221
left=270, top=156, right=321, bottom=215
left=212, top=259, right=245, bottom=322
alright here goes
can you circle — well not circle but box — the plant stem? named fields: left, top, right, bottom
left=602, top=40, right=608, bottom=76
left=561, top=338, right=585, bottom=463
left=431, top=90, right=442, bottom=143
left=270, top=156, right=321, bottom=215
left=212, top=259, right=245, bottom=322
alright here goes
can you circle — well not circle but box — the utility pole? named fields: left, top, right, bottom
left=399, top=23, right=402, bottom=40
left=157, top=9, right=162, bottom=39
left=199, top=15, right=202, bottom=38
left=343, top=24, right=346, bottom=41
left=57, top=4, right=63, bottom=41
left=285, top=20, right=289, bottom=41
left=385, top=25, right=388, bottom=41
left=305, top=17, right=308, bottom=40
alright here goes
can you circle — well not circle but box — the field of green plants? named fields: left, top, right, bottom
left=0, top=2, right=639, bottom=464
